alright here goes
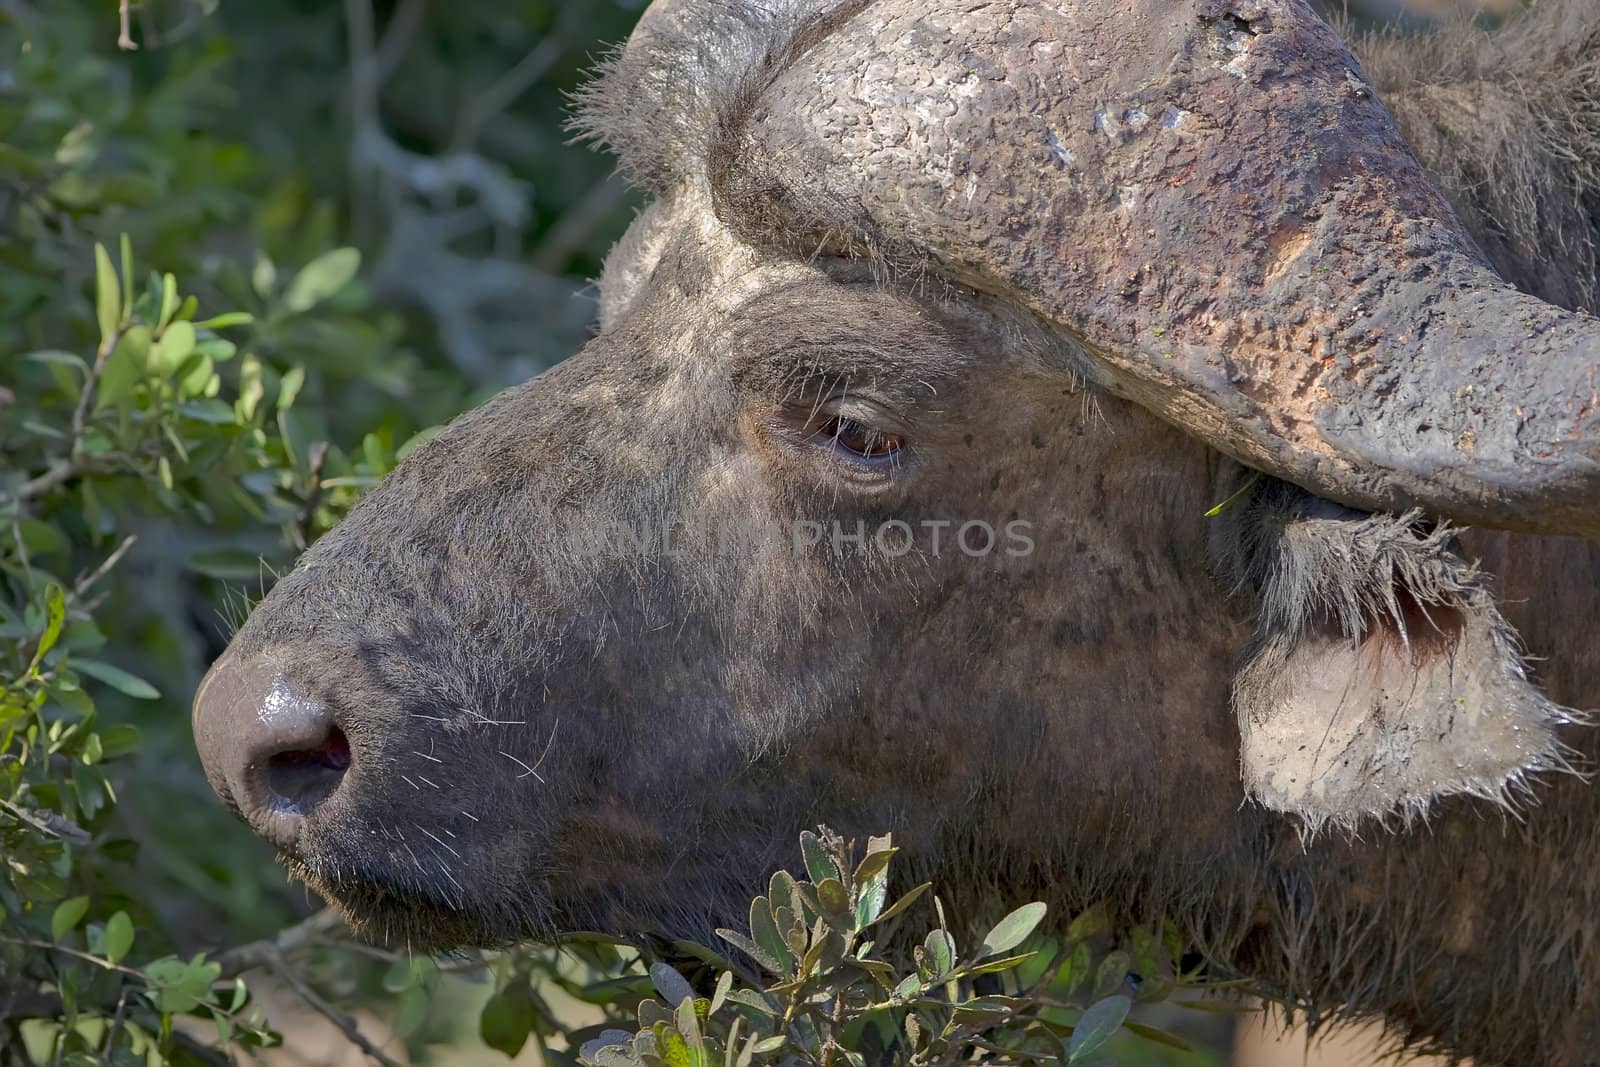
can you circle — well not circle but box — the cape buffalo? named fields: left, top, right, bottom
left=192, top=1, right=1600, bottom=1062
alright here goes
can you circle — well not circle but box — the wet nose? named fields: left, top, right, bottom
left=192, top=654, right=351, bottom=851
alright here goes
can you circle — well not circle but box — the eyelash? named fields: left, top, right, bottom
left=809, top=414, right=907, bottom=466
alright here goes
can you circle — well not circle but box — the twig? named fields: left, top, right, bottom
left=211, top=910, right=407, bottom=1064
left=0, top=939, right=144, bottom=980
left=71, top=535, right=137, bottom=602
left=263, top=952, right=405, bottom=1067
left=452, top=35, right=565, bottom=152
left=372, top=0, right=428, bottom=85
left=116, top=0, right=137, bottom=50
left=99, top=989, right=130, bottom=1065
left=15, top=460, right=83, bottom=503
left=344, top=0, right=381, bottom=245
left=295, top=442, right=330, bottom=550
left=212, top=908, right=347, bottom=977
left=530, top=175, right=631, bottom=274
left=14, top=326, right=126, bottom=504
left=0, top=798, right=92, bottom=845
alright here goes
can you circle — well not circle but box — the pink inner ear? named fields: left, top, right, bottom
left=1382, top=587, right=1465, bottom=662
left=1232, top=517, right=1574, bottom=831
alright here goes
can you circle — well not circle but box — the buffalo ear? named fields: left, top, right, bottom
left=1223, top=485, right=1576, bottom=830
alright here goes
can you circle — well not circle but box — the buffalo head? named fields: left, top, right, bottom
left=194, top=0, right=1597, bottom=957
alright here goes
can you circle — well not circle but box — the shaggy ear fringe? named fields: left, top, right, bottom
left=569, top=0, right=857, bottom=194
left=1219, top=482, right=1587, bottom=837
left=1349, top=0, right=1600, bottom=312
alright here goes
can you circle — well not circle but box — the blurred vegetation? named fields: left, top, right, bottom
left=15, top=0, right=1499, bottom=1063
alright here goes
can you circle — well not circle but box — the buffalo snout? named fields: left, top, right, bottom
left=193, top=654, right=353, bottom=852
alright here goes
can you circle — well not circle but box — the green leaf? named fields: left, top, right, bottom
left=34, top=583, right=67, bottom=666
left=284, top=248, right=360, bottom=312
left=1069, top=995, right=1130, bottom=1062
left=152, top=320, right=196, bottom=375
left=237, top=355, right=266, bottom=422
left=673, top=995, right=703, bottom=1053
left=922, top=929, right=954, bottom=978
left=1204, top=470, right=1264, bottom=518
left=891, top=975, right=921, bottom=1002
left=103, top=911, right=134, bottom=964
left=1093, top=950, right=1132, bottom=999
left=721, top=989, right=777, bottom=1017
left=1067, top=903, right=1110, bottom=942
left=1175, top=997, right=1260, bottom=1014
left=799, top=830, right=840, bottom=885
left=868, top=881, right=931, bottom=928
left=191, top=311, right=254, bottom=330
left=652, top=1023, right=694, bottom=1067
left=854, top=867, right=888, bottom=929
left=853, top=845, right=896, bottom=887
left=178, top=354, right=216, bottom=399
left=25, top=349, right=88, bottom=371
left=52, top=895, right=90, bottom=940
left=1123, top=1021, right=1196, bottom=1052
left=95, top=326, right=151, bottom=409
left=143, top=954, right=222, bottom=1014
left=94, top=243, right=121, bottom=348
left=708, top=970, right=732, bottom=1016
left=99, top=724, right=140, bottom=759
left=816, top=878, right=850, bottom=920
left=278, top=366, right=306, bottom=410
left=74, top=659, right=160, bottom=700
left=978, top=902, right=1047, bottom=958
left=157, top=274, right=179, bottom=332
left=252, top=255, right=277, bottom=298
left=119, top=235, right=135, bottom=316
left=715, top=929, right=781, bottom=974
left=480, top=981, right=537, bottom=1058
left=649, top=962, right=695, bottom=1008
left=177, top=399, right=238, bottom=424
left=768, top=869, right=797, bottom=917
left=962, top=950, right=1038, bottom=977
left=192, top=337, right=237, bottom=362
left=1057, top=941, right=1093, bottom=996
left=18, top=519, right=68, bottom=558
left=749, top=896, right=793, bottom=974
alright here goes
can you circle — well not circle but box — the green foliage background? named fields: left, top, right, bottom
left=0, top=1, right=647, bottom=1060
left=0, top=3, right=1245, bottom=1064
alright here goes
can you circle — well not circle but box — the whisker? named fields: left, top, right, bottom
left=419, top=827, right=461, bottom=859
left=530, top=718, right=562, bottom=776
left=499, top=750, right=544, bottom=783
left=463, top=706, right=526, bottom=727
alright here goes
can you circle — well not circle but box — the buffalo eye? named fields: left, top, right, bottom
left=815, top=415, right=905, bottom=462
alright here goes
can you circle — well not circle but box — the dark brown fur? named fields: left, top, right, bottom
left=205, top=4, right=1600, bottom=1064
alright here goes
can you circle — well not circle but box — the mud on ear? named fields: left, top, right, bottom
left=1220, top=482, right=1579, bottom=831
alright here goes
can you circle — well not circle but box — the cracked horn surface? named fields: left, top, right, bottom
left=705, top=0, right=1600, bottom=536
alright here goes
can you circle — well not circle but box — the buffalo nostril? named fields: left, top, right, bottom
left=263, top=724, right=351, bottom=814
left=193, top=653, right=353, bottom=851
